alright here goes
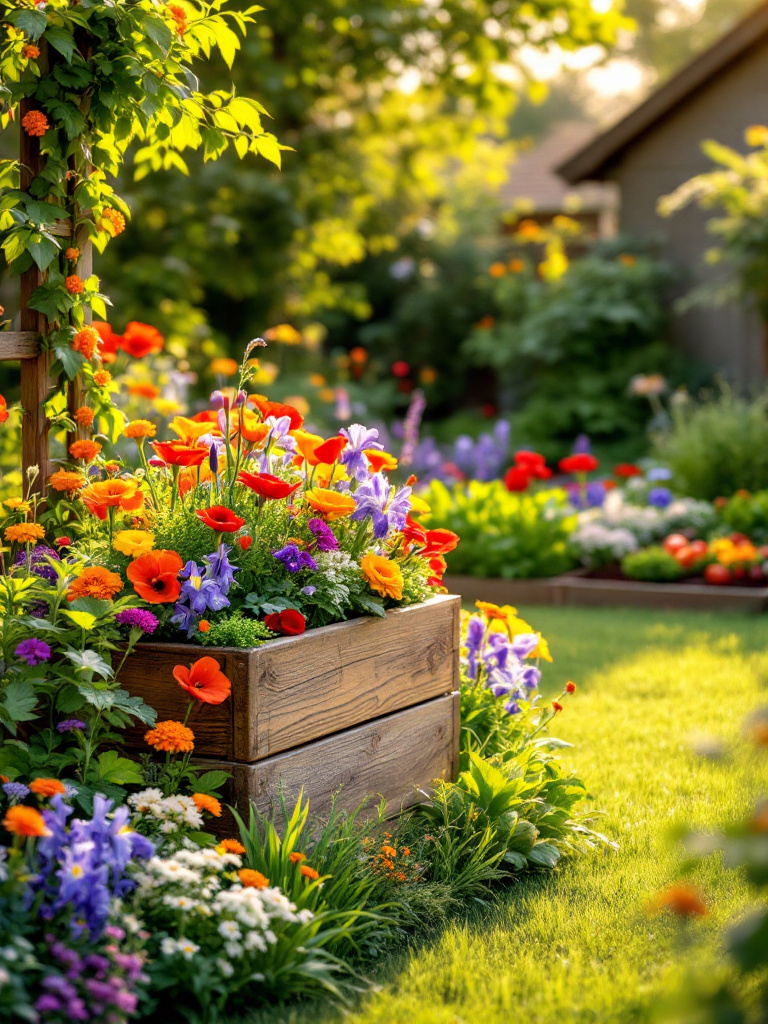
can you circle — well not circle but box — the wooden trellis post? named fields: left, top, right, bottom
left=3, top=67, right=92, bottom=495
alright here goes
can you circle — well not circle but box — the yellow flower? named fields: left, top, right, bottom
left=409, top=495, right=431, bottom=515
left=361, top=553, right=403, bottom=601
left=153, top=398, right=182, bottom=417
left=475, top=600, right=516, bottom=621
left=209, top=357, right=238, bottom=376
left=304, top=488, right=356, bottom=520
left=3, top=497, right=28, bottom=510
left=745, top=125, right=768, bottom=147
left=124, top=419, right=157, bottom=440
left=113, top=530, right=155, bottom=559
left=264, top=323, right=301, bottom=345
left=169, top=416, right=214, bottom=442
left=250, top=361, right=279, bottom=385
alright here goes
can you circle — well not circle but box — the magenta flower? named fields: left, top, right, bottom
left=15, top=638, right=51, bottom=665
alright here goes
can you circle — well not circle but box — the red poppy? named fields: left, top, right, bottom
left=391, top=360, right=410, bottom=378
left=248, top=395, right=304, bottom=430
left=613, top=463, right=642, bottom=478
left=92, top=322, right=122, bottom=364
left=312, top=435, right=347, bottom=464
left=127, top=550, right=183, bottom=604
left=196, top=505, right=245, bottom=532
left=0, top=394, right=7, bottom=424
left=237, top=471, right=301, bottom=500
left=237, top=535, right=252, bottom=551
left=151, top=440, right=208, bottom=467
left=422, top=528, right=460, bottom=557
left=402, top=515, right=428, bottom=551
left=191, top=410, right=219, bottom=424
left=173, top=656, right=232, bottom=705
left=120, top=321, right=164, bottom=359
left=514, top=451, right=551, bottom=480
left=559, top=453, right=599, bottom=474
left=264, top=609, right=306, bottom=636
left=427, top=554, right=447, bottom=586
left=504, top=466, right=530, bottom=492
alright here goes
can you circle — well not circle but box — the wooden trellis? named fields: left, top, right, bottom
left=4, top=82, right=91, bottom=494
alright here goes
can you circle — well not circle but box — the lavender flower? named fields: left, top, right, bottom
left=351, top=472, right=412, bottom=539
left=3, top=781, right=30, bottom=801
left=647, top=467, right=672, bottom=482
left=308, top=518, right=339, bottom=552
left=504, top=700, right=522, bottom=715
left=340, top=424, right=383, bottom=480
left=14, top=544, right=60, bottom=581
left=301, top=585, right=317, bottom=596
left=264, top=414, right=297, bottom=454
left=273, top=544, right=318, bottom=573
left=510, top=633, right=540, bottom=659
left=648, top=486, right=673, bottom=508
left=566, top=481, right=606, bottom=510
left=15, top=638, right=51, bottom=665
left=57, top=719, right=87, bottom=734
left=464, top=615, right=485, bottom=681
left=572, top=433, right=592, bottom=454
left=115, top=609, right=158, bottom=634
left=400, top=389, right=426, bottom=468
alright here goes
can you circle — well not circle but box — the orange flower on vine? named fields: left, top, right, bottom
left=65, top=275, right=84, bottom=295
left=21, top=110, right=48, bottom=136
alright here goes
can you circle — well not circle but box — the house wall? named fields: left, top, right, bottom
left=605, top=39, right=768, bottom=387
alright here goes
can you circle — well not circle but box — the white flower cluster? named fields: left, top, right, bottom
left=128, top=788, right=203, bottom=836
left=577, top=491, right=717, bottom=547
left=311, top=550, right=365, bottom=611
left=571, top=522, right=638, bottom=563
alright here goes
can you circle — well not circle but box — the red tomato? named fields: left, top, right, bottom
left=705, top=563, right=732, bottom=585
left=675, top=545, right=698, bottom=569
left=664, top=533, right=689, bottom=555
left=730, top=532, right=750, bottom=545
left=688, top=540, right=709, bottom=559
left=732, top=565, right=746, bottom=580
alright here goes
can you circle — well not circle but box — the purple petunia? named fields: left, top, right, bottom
left=273, top=543, right=318, bottom=573
left=57, top=719, right=87, bottom=734
left=308, top=518, right=339, bottom=552
left=14, top=544, right=60, bottom=581
left=15, top=638, right=51, bottom=665
left=115, top=608, right=159, bottom=634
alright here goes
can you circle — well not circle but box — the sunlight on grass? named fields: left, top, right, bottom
left=245, top=607, right=768, bottom=1024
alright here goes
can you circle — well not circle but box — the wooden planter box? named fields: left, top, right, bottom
left=120, top=595, right=460, bottom=818
left=446, top=572, right=768, bottom=613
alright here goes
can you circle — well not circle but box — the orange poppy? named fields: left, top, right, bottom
left=173, top=656, right=232, bottom=705
left=93, top=321, right=122, bottom=363
left=312, top=435, right=347, bottom=465
left=196, top=506, right=245, bottom=532
left=80, top=479, right=143, bottom=520
left=238, top=869, right=269, bottom=889
left=151, top=440, right=208, bottom=467
left=365, top=450, right=398, bottom=473
left=29, top=778, right=66, bottom=797
left=232, top=408, right=271, bottom=445
left=169, top=416, right=218, bottom=443
left=120, top=321, right=164, bottom=359
left=0, top=394, right=7, bottom=423
left=127, top=549, right=183, bottom=603
left=304, top=488, right=356, bottom=520
left=248, top=395, right=304, bottom=430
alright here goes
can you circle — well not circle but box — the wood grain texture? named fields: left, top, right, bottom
left=0, top=332, right=42, bottom=361
left=445, top=574, right=566, bottom=607
left=120, top=595, right=460, bottom=762
left=202, top=693, right=459, bottom=825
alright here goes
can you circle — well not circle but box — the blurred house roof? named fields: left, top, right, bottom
left=558, top=0, right=768, bottom=183
left=500, top=121, right=616, bottom=214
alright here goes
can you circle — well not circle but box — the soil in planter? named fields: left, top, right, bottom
left=577, top=565, right=768, bottom=588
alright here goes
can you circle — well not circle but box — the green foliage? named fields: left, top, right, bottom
left=199, top=611, right=272, bottom=648
left=718, top=490, right=768, bottom=543
left=621, top=545, right=685, bottom=581
left=653, top=386, right=768, bottom=499
left=425, top=479, right=578, bottom=579
left=463, top=239, right=680, bottom=448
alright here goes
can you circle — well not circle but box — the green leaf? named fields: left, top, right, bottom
left=65, top=648, right=113, bottom=679
left=93, top=750, right=144, bottom=785
left=191, top=770, right=230, bottom=794
left=79, top=686, right=156, bottom=726
left=62, top=610, right=97, bottom=630
left=144, top=17, right=173, bottom=54
left=10, top=9, right=48, bottom=39
left=69, top=597, right=113, bottom=619
left=55, top=685, right=86, bottom=714
left=355, top=594, right=387, bottom=618
left=527, top=842, right=561, bottom=868
left=2, top=681, right=39, bottom=724
left=54, top=344, right=85, bottom=381
left=44, top=26, right=76, bottom=63
left=27, top=233, right=59, bottom=271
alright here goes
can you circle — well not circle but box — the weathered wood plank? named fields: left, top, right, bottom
left=0, top=332, right=42, bottom=361
left=445, top=574, right=567, bottom=607
left=119, top=595, right=461, bottom=762
left=204, top=693, right=459, bottom=825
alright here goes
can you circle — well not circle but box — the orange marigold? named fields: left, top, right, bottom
left=289, top=852, right=306, bottom=864
left=49, top=469, right=86, bottom=492
left=72, top=326, right=100, bottom=360
left=93, top=370, right=112, bottom=387
left=217, top=839, right=246, bottom=855
left=29, top=778, right=66, bottom=797
left=65, top=275, right=84, bottom=295
left=192, top=793, right=222, bottom=817
left=124, top=419, right=157, bottom=440
left=69, top=439, right=102, bottom=461
left=650, top=884, right=708, bottom=918
left=67, top=566, right=124, bottom=602
left=74, top=406, right=95, bottom=428
left=2, top=805, right=50, bottom=837
left=21, top=110, right=48, bottom=137
left=4, top=522, right=45, bottom=545
left=21, top=44, right=40, bottom=60
left=127, top=382, right=160, bottom=399
left=300, top=865, right=320, bottom=881
left=238, top=869, right=269, bottom=889
left=65, top=247, right=80, bottom=261
left=144, top=720, right=195, bottom=754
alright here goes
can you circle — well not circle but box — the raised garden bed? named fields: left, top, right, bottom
left=120, top=594, right=461, bottom=818
left=445, top=572, right=768, bottom=613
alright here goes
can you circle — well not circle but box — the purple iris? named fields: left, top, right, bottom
left=15, top=638, right=51, bottom=665
left=567, top=481, right=606, bottom=510
left=511, top=633, right=540, bottom=659
left=504, top=700, right=522, bottom=715
left=57, top=719, right=87, bottom=733
left=115, top=608, right=158, bottom=634
left=264, top=415, right=297, bottom=454
left=172, top=543, right=238, bottom=636
left=648, top=486, right=672, bottom=508
left=351, top=472, right=412, bottom=539
left=572, top=433, right=591, bottom=454
left=273, top=544, right=318, bottom=573
left=308, top=518, right=339, bottom=552
left=340, top=424, right=383, bottom=480
left=464, top=615, right=485, bottom=681
left=14, top=544, right=60, bottom=581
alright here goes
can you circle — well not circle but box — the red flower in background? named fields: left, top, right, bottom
left=422, top=528, right=460, bottom=557
left=151, top=440, right=208, bottom=467
left=93, top=322, right=122, bottom=364
left=0, top=394, right=8, bottom=423
left=613, top=463, right=642, bottom=478
left=503, top=466, right=530, bottom=492
left=237, top=471, right=301, bottom=500
left=249, top=395, right=304, bottom=430
left=559, top=453, right=599, bottom=474
left=196, top=505, right=245, bottom=532
left=120, top=322, right=164, bottom=359
left=391, top=360, right=410, bottom=378
left=514, top=450, right=552, bottom=480
left=427, top=554, right=447, bottom=586
left=264, top=609, right=306, bottom=636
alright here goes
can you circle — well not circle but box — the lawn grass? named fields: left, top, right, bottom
left=245, top=606, right=768, bottom=1024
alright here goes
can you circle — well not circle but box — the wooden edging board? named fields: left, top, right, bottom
left=445, top=572, right=768, bottom=613
left=120, top=594, right=461, bottom=761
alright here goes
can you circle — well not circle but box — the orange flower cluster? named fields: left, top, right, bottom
left=124, top=419, right=156, bottom=440
left=21, top=110, right=48, bottom=136
left=369, top=831, right=418, bottom=883
left=2, top=804, right=50, bottom=837
left=72, top=326, right=100, bottom=360
left=168, top=3, right=187, bottom=35
left=99, top=208, right=126, bottom=236
left=70, top=439, right=102, bottom=461
left=65, top=275, right=84, bottom=295
left=144, top=720, right=195, bottom=754
left=93, top=369, right=112, bottom=387
left=49, top=469, right=86, bottom=493
left=68, top=566, right=124, bottom=602
left=65, top=247, right=80, bottom=261
left=29, top=778, right=66, bottom=797
left=121, top=322, right=164, bottom=359
left=217, top=839, right=246, bottom=855
left=192, top=793, right=222, bottom=817
left=128, top=382, right=160, bottom=399
left=238, top=869, right=269, bottom=889
left=300, top=865, right=320, bottom=881
left=21, top=44, right=40, bottom=59
left=4, top=522, right=45, bottom=545
left=74, top=406, right=95, bottom=428
left=649, top=884, right=708, bottom=918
